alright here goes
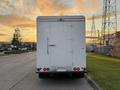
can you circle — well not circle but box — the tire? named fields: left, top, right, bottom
left=80, top=73, right=84, bottom=78
left=38, top=73, right=49, bottom=79
left=72, top=72, right=84, bottom=78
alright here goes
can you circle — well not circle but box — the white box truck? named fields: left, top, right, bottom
left=36, top=16, right=86, bottom=78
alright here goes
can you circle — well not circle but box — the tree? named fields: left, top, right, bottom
left=11, top=28, right=22, bottom=50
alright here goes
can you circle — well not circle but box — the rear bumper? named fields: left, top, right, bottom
left=37, top=71, right=85, bottom=78
left=36, top=71, right=85, bottom=74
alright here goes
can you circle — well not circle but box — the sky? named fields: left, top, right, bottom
left=0, top=0, right=120, bottom=42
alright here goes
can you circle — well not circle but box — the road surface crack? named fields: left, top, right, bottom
left=9, top=68, right=33, bottom=90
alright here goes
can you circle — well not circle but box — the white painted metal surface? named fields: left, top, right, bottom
left=37, top=16, right=86, bottom=72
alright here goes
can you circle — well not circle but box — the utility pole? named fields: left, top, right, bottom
left=101, top=0, right=117, bottom=46
left=91, top=15, right=96, bottom=45
left=97, top=29, right=100, bottom=45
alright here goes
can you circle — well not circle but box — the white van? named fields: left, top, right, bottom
left=36, top=16, right=86, bottom=78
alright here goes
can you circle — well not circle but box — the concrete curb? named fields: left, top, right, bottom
left=85, top=74, right=102, bottom=90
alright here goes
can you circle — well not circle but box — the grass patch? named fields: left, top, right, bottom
left=87, top=53, right=120, bottom=90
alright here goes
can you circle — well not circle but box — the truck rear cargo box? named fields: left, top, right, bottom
left=36, top=16, right=86, bottom=78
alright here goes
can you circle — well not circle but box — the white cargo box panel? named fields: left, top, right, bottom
left=37, top=16, right=86, bottom=72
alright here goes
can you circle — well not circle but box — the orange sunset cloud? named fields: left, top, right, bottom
left=2, top=0, right=119, bottom=42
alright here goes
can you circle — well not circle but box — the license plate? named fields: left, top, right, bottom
left=57, top=69, right=67, bottom=72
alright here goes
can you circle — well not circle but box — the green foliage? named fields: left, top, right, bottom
left=87, top=53, right=120, bottom=90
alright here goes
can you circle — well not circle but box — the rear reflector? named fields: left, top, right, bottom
left=43, top=68, right=49, bottom=71
left=73, top=67, right=80, bottom=72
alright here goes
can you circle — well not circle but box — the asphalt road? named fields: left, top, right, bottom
left=0, top=52, right=93, bottom=90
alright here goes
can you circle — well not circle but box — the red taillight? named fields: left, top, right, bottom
left=43, top=68, right=49, bottom=71
left=73, top=67, right=80, bottom=72
left=77, top=67, right=80, bottom=71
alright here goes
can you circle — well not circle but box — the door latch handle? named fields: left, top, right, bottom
left=49, top=45, right=56, bottom=46
left=47, top=38, right=49, bottom=54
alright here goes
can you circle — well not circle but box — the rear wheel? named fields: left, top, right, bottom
left=72, top=72, right=84, bottom=78
left=38, top=73, right=49, bottom=79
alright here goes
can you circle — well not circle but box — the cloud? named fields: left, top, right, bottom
left=0, top=0, right=98, bottom=17
left=0, top=0, right=14, bottom=14
left=35, top=0, right=70, bottom=15
left=74, top=0, right=98, bottom=13
left=0, top=13, right=35, bottom=28
left=15, top=23, right=35, bottom=28
left=0, top=0, right=99, bottom=42
left=0, top=33, right=9, bottom=36
left=0, top=0, right=13, bottom=8
left=52, top=0, right=75, bottom=7
left=14, top=0, right=23, bottom=8
left=35, top=0, right=98, bottom=15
